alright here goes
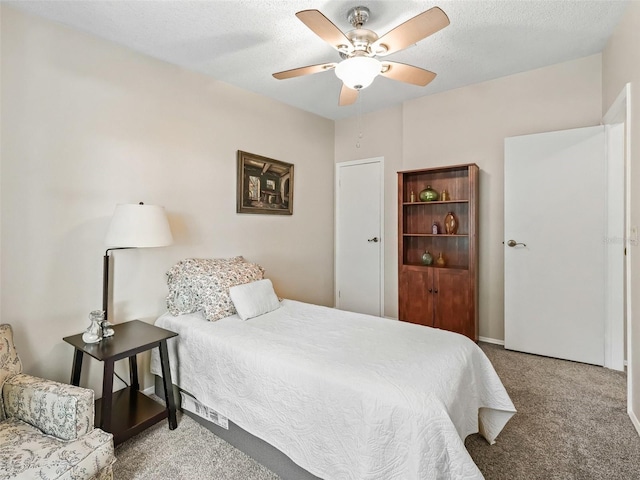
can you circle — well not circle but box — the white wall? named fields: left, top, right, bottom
left=336, top=54, right=603, bottom=340
left=0, top=6, right=335, bottom=394
left=0, top=0, right=3, bottom=320
left=602, top=0, right=640, bottom=433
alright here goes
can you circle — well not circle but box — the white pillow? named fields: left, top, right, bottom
left=229, top=279, right=281, bottom=320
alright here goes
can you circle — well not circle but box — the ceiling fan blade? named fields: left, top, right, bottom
left=380, top=62, right=436, bottom=86
left=296, top=10, right=353, bottom=53
left=339, top=84, right=359, bottom=106
left=273, top=63, right=336, bottom=80
left=372, top=7, right=450, bottom=56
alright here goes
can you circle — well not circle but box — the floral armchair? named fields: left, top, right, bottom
left=0, top=324, right=115, bottom=479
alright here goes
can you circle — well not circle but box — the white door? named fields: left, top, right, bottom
left=504, top=126, right=606, bottom=365
left=335, top=158, right=384, bottom=316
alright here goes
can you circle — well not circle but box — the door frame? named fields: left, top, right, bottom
left=334, top=157, right=385, bottom=315
left=603, top=121, right=625, bottom=371
left=603, top=83, right=636, bottom=430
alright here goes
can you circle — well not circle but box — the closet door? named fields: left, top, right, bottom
left=335, top=158, right=384, bottom=316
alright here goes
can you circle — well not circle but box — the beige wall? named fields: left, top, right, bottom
left=602, top=0, right=640, bottom=432
left=336, top=55, right=603, bottom=340
left=0, top=6, right=335, bottom=394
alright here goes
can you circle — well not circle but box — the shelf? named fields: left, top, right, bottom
left=95, top=387, right=168, bottom=445
left=403, top=200, right=469, bottom=206
left=402, top=263, right=469, bottom=271
left=403, top=234, right=468, bottom=237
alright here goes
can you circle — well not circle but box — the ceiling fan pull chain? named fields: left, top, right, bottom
left=356, top=92, right=363, bottom=149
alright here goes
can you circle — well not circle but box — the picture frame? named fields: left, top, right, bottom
left=236, top=150, right=294, bottom=215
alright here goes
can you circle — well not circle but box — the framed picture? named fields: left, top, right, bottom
left=237, top=150, right=294, bottom=215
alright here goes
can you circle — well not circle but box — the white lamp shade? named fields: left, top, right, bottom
left=335, top=56, right=381, bottom=90
left=105, top=203, right=173, bottom=247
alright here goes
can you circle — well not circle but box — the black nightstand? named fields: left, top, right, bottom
left=63, top=320, right=178, bottom=445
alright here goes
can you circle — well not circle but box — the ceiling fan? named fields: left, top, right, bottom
left=272, top=5, right=450, bottom=106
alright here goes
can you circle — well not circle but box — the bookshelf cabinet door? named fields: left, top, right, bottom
left=433, top=269, right=473, bottom=338
left=399, top=269, right=434, bottom=327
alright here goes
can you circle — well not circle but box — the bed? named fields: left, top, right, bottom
left=150, top=289, right=516, bottom=480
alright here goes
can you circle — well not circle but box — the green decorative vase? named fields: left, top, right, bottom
left=419, top=185, right=439, bottom=202
left=421, top=250, right=433, bottom=265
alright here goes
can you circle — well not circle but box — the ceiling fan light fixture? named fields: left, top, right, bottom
left=335, top=56, right=381, bottom=90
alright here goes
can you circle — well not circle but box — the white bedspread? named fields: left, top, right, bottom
left=150, top=300, right=515, bottom=480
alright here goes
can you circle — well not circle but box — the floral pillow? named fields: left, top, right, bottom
left=166, top=257, right=265, bottom=321
left=201, top=262, right=265, bottom=321
left=0, top=324, right=23, bottom=421
left=166, top=257, right=245, bottom=315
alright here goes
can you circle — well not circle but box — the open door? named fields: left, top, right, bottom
left=504, top=126, right=607, bottom=365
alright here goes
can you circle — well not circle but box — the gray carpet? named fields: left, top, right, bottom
left=114, top=343, right=640, bottom=479
left=114, top=407, right=279, bottom=480
left=466, top=343, right=640, bottom=480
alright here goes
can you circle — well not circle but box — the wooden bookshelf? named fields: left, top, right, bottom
left=398, top=164, right=479, bottom=341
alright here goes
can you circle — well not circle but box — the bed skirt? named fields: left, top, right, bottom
left=154, top=376, right=320, bottom=480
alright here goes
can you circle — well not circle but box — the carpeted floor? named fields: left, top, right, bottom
left=466, top=343, right=640, bottom=480
left=114, top=343, right=640, bottom=479
left=114, top=408, right=279, bottom=480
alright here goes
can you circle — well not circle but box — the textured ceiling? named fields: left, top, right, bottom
left=7, top=0, right=629, bottom=120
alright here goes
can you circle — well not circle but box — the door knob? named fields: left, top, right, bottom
left=367, top=237, right=379, bottom=243
left=506, top=239, right=527, bottom=247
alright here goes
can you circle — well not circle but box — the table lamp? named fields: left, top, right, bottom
left=102, top=202, right=173, bottom=334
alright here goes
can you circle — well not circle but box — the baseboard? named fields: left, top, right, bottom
left=629, top=408, right=640, bottom=437
left=143, top=385, right=155, bottom=396
left=478, top=336, right=505, bottom=346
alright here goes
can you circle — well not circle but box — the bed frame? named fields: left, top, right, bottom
left=154, top=376, right=320, bottom=480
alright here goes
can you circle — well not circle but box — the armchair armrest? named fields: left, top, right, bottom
left=2, top=373, right=95, bottom=441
